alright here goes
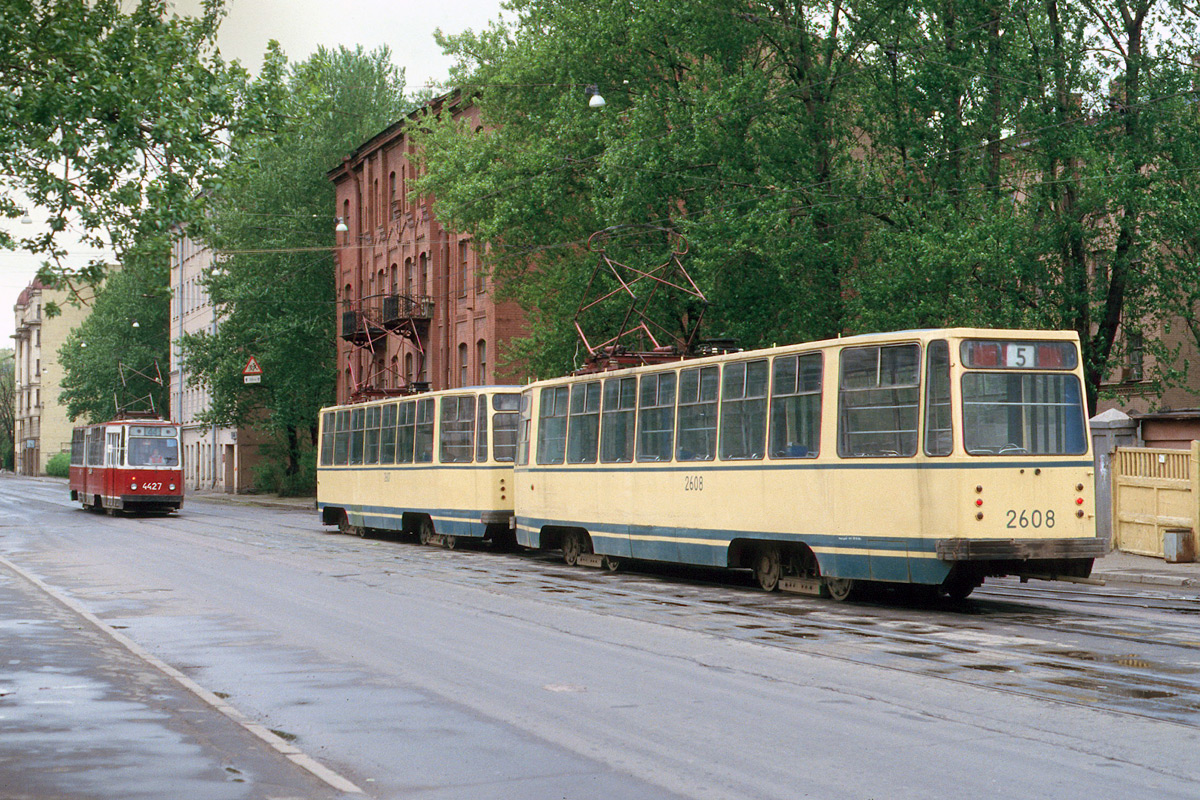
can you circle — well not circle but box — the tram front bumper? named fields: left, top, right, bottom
left=936, top=537, right=1108, bottom=561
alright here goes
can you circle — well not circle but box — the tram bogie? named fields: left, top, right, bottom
left=68, top=416, right=183, bottom=514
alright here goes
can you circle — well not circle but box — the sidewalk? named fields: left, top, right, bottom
left=187, top=487, right=316, bottom=512
left=1090, top=547, right=1200, bottom=588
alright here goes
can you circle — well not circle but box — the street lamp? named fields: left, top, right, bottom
left=335, top=217, right=349, bottom=232
left=586, top=84, right=606, bottom=109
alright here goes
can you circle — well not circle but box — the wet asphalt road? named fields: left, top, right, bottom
left=2, top=474, right=1200, bottom=799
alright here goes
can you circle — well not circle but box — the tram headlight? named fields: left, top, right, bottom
left=130, top=482, right=138, bottom=490
left=169, top=483, right=176, bottom=491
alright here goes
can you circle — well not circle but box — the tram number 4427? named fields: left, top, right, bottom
left=1006, top=509, right=1055, bottom=529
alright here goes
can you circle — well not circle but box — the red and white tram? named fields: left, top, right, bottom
left=69, top=415, right=183, bottom=514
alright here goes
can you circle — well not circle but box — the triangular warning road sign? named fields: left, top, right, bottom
left=242, top=356, right=263, bottom=376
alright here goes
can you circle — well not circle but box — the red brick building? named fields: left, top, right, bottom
left=328, top=94, right=526, bottom=404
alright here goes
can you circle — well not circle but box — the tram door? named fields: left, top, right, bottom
left=103, top=428, right=123, bottom=502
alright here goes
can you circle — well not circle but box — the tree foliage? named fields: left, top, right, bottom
left=419, top=0, right=1200, bottom=409
left=179, top=45, right=409, bottom=488
left=0, top=0, right=258, bottom=288
left=56, top=234, right=172, bottom=423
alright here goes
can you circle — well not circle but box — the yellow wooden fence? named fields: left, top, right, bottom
left=1111, top=443, right=1200, bottom=558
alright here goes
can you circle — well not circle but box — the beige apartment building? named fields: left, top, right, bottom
left=170, top=231, right=261, bottom=492
left=12, top=279, right=94, bottom=475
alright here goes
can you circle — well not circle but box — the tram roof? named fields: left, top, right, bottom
left=523, top=327, right=1081, bottom=387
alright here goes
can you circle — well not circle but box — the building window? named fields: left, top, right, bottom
left=477, top=340, right=487, bottom=384
left=1127, top=332, right=1144, bottom=382
left=459, top=343, right=469, bottom=387
left=459, top=241, right=470, bottom=298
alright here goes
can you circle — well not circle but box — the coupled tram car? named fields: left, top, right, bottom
left=69, top=414, right=183, bottom=515
left=317, top=328, right=1106, bottom=601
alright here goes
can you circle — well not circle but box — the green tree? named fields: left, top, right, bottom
left=57, top=234, right=172, bottom=423
left=0, top=0, right=258, bottom=291
left=416, top=1, right=915, bottom=378
left=419, top=0, right=1200, bottom=410
left=180, top=45, right=409, bottom=492
left=0, top=349, right=13, bottom=470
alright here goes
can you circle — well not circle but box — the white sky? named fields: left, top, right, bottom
left=2, top=0, right=506, bottom=344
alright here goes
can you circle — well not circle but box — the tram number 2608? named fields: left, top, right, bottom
left=684, top=475, right=704, bottom=492
left=1005, top=508, right=1055, bottom=529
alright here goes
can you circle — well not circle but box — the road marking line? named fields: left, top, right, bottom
left=0, top=554, right=364, bottom=795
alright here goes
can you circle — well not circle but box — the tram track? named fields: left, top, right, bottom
left=387, top=544, right=1200, bottom=728
left=91, top=503, right=1200, bottom=732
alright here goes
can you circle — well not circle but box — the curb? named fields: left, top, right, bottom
left=0, top=554, right=364, bottom=796
left=1091, top=570, right=1198, bottom=588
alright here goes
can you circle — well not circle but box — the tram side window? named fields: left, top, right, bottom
left=334, top=410, right=351, bottom=465
left=677, top=366, right=719, bottom=461
left=71, top=428, right=85, bottom=466
left=349, top=407, right=365, bottom=465
left=517, top=392, right=533, bottom=466
left=537, top=386, right=569, bottom=464
left=440, top=395, right=476, bottom=463
left=476, top=396, right=489, bottom=462
left=380, top=403, right=398, bottom=463
left=493, top=393, right=521, bottom=462
left=924, top=341, right=953, bottom=456
left=567, top=381, right=601, bottom=464
left=638, top=372, right=676, bottom=461
left=396, top=401, right=416, bottom=463
left=838, top=344, right=920, bottom=457
left=720, top=360, right=768, bottom=460
left=770, top=353, right=822, bottom=458
left=320, top=412, right=335, bottom=466
left=415, top=398, right=435, bottom=463
left=87, top=428, right=104, bottom=466
left=365, top=405, right=381, bottom=465
left=600, top=377, right=637, bottom=463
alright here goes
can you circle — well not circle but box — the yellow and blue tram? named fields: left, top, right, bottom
left=316, top=386, right=522, bottom=547
left=514, top=328, right=1103, bottom=599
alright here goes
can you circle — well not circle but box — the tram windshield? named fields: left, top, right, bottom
left=127, top=435, right=180, bottom=466
left=962, top=372, right=1087, bottom=455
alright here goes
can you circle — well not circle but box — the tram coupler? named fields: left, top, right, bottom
left=779, top=577, right=823, bottom=596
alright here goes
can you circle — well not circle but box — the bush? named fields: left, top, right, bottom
left=45, top=451, right=70, bottom=478
left=250, top=440, right=316, bottom=496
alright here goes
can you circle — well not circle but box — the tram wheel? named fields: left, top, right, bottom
left=443, top=535, right=457, bottom=550
left=562, top=531, right=585, bottom=566
left=824, top=577, right=857, bottom=602
left=338, top=511, right=364, bottom=537
left=603, top=556, right=622, bottom=572
left=753, top=546, right=782, bottom=592
left=942, top=579, right=977, bottom=601
left=418, top=518, right=435, bottom=546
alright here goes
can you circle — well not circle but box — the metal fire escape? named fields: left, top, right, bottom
left=340, top=292, right=435, bottom=401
